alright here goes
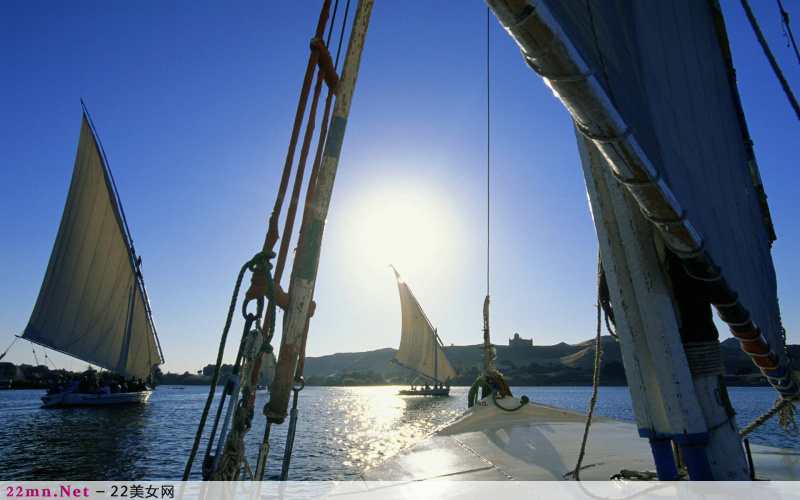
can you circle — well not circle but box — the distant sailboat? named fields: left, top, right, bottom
left=363, top=0, right=800, bottom=482
left=390, top=266, right=457, bottom=396
left=22, top=109, right=164, bottom=407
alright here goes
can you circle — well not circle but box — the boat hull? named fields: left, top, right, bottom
left=397, top=388, right=449, bottom=396
left=41, top=390, right=152, bottom=408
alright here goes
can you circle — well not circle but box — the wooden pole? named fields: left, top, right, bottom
left=265, top=0, right=374, bottom=425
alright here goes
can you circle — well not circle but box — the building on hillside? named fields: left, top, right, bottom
left=509, top=333, right=532, bottom=348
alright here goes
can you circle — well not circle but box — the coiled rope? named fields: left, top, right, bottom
left=683, top=341, right=726, bottom=380
left=467, top=371, right=529, bottom=411
left=182, top=251, right=276, bottom=481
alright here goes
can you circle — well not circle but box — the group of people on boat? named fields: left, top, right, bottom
left=410, top=381, right=449, bottom=391
left=47, top=374, right=147, bottom=395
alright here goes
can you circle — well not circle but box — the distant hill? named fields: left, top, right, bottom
left=301, top=335, right=798, bottom=387
left=302, top=337, right=624, bottom=378
left=302, top=348, right=409, bottom=379
left=8, top=335, right=792, bottom=389
left=720, top=337, right=800, bottom=374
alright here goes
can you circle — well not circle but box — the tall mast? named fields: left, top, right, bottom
left=434, top=328, right=438, bottom=384
left=265, top=0, right=374, bottom=424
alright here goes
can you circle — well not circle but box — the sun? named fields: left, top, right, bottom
left=341, top=177, right=462, bottom=282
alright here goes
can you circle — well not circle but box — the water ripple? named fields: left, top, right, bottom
left=1, top=385, right=795, bottom=481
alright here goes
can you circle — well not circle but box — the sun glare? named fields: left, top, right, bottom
left=342, top=177, right=462, bottom=283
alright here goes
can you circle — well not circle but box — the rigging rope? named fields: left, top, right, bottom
left=0, top=336, right=20, bottom=362
left=209, top=325, right=272, bottom=481
left=329, top=0, right=351, bottom=68
left=30, top=343, right=39, bottom=367
left=43, top=348, right=58, bottom=371
left=479, top=6, right=496, bottom=378
left=571, top=263, right=605, bottom=481
left=740, top=393, right=799, bottom=438
left=740, top=0, right=800, bottom=120
left=186, top=0, right=358, bottom=483
left=486, top=6, right=491, bottom=298
left=597, top=254, right=618, bottom=339
left=253, top=0, right=349, bottom=480
left=182, top=251, right=275, bottom=481
left=469, top=7, right=531, bottom=417
left=777, top=0, right=800, bottom=66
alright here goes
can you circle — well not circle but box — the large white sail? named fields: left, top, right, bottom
left=22, top=115, right=162, bottom=381
left=391, top=267, right=457, bottom=383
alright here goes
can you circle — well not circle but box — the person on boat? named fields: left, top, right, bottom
left=76, top=376, right=92, bottom=394
left=109, top=378, right=120, bottom=394
left=118, top=376, right=128, bottom=393
left=95, top=380, right=110, bottom=395
left=63, top=376, right=79, bottom=393
left=47, top=377, right=63, bottom=395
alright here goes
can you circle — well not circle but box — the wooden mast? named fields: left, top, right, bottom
left=265, top=0, right=374, bottom=425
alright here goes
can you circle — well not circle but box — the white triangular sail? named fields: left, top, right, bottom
left=391, top=267, right=457, bottom=383
left=22, top=115, right=162, bottom=381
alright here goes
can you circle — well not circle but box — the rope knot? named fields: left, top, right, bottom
left=779, top=401, right=798, bottom=437
left=244, top=251, right=276, bottom=302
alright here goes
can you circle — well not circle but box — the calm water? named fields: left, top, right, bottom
left=1, top=385, right=796, bottom=481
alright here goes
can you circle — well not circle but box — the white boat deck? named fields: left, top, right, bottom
left=359, top=397, right=800, bottom=482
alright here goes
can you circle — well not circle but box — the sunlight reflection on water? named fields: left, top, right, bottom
left=281, top=386, right=465, bottom=475
left=1, top=385, right=795, bottom=481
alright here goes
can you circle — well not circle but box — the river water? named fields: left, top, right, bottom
left=1, top=385, right=796, bottom=481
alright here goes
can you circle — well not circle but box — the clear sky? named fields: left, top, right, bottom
left=2, top=2, right=799, bottom=376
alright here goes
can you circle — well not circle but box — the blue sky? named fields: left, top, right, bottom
left=2, top=2, right=799, bottom=375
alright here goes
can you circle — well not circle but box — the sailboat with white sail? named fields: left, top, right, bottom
left=360, top=0, right=800, bottom=482
left=390, top=266, right=458, bottom=396
left=183, top=0, right=799, bottom=484
left=22, top=108, right=164, bottom=408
